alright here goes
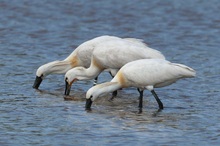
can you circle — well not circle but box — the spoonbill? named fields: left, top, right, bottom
left=85, top=59, right=196, bottom=111
left=64, top=40, right=165, bottom=96
left=33, top=35, right=147, bottom=89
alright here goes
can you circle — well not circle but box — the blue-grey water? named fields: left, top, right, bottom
left=0, top=0, right=220, bottom=145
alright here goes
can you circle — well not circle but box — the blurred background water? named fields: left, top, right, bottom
left=0, top=0, right=220, bottom=145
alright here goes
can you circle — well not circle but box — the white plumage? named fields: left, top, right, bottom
left=85, top=59, right=196, bottom=111
left=33, top=35, right=147, bottom=89
left=64, top=39, right=165, bottom=95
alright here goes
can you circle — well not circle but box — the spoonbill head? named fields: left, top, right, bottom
left=33, top=60, right=73, bottom=89
left=64, top=66, right=97, bottom=95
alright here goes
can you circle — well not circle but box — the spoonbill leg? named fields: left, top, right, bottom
left=151, top=90, right=164, bottom=109
left=137, top=88, right=144, bottom=113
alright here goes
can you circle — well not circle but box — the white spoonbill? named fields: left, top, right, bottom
left=64, top=40, right=165, bottom=95
left=85, top=59, right=196, bottom=111
left=33, top=35, right=147, bottom=89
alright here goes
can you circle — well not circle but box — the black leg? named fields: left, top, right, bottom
left=137, top=88, right=143, bottom=112
left=93, top=76, right=98, bottom=86
left=151, top=90, right=164, bottom=109
left=109, top=71, right=114, bottom=78
left=108, top=71, right=118, bottom=100
left=108, top=71, right=117, bottom=101
left=109, top=90, right=117, bottom=101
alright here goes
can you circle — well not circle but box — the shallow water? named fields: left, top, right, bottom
left=1, top=0, right=220, bottom=145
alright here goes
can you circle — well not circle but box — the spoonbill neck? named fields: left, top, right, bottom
left=64, top=54, right=79, bottom=68
left=48, top=60, right=73, bottom=74
left=87, top=82, right=122, bottom=101
left=79, top=66, right=103, bottom=80
left=37, top=60, right=73, bottom=77
left=77, top=57, right=105, bottom=80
